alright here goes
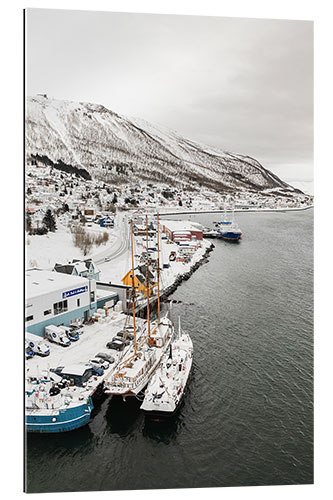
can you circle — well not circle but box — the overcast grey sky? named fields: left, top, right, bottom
left=26, top=9, right=313, bottom=193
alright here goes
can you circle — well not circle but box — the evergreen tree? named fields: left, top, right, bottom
left=42, top=209, right=57, bottom=232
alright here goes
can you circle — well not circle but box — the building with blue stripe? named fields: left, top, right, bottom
left=26, top=269, right=115, bottom=337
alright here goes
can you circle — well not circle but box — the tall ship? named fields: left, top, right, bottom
left=103, top=215, right=174, bottom=398
left=25, top=374, right=93, bottom=433
left=140, top=319, right=193, bottom=418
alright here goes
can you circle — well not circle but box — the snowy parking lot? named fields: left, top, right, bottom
left=26, top=312, right=146, bottom=378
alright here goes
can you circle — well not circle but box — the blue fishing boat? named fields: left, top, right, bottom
left=216, top=221, right=242, bottom=241
left=215, top=209, right=242, bottom=241
left=25, top=378, right=93, bottom=433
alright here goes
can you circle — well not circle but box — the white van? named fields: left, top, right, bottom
left=44, top=325, right=71, bottom=347
left=59, top=325, right=80, bottom=342
left=26, top=333, right=50, bottom=357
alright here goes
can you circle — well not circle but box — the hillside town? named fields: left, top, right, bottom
left=26, top=163, right=313, bottom=233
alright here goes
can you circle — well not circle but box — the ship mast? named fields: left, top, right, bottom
left=130, top=220, right=137, bottom=355
left=156, top=213, right=161, bottom=324
left=145, top=215, right=151, bottom=339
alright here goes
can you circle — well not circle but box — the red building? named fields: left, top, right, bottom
left=162, top=220, right=203, bottom=242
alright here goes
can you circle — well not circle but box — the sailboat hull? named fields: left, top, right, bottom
left=104, top=320, right=174, bottom=396
left=141, top=332, right=193, bottom=419
left=141, top=377, right=190, bottom=419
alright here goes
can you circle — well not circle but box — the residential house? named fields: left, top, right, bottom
left=54, top=258, right=100, bottom=281
left=121, top=267, right=157, bottom=297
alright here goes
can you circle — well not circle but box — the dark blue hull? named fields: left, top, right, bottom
left=217, top=231, right=242, bottom=241
left=26, top=398, right=93, bottom=433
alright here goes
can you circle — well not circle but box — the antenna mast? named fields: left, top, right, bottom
left=130, top=220, right=137, bottom=355
left=145, top=215, right=151, bottom=339
left=157, top=213, right=161, bottom=324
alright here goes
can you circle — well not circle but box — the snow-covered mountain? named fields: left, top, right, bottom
left=25, top=95, right=301, bottom=195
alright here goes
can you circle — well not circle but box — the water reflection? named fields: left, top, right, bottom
left=142, top=414, right=180, bottom=444
left=105, top=395, right=143, bottom=437
left=26, top=422, right=95, bottom=456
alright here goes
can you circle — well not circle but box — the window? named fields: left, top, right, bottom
left=53, top=300, right=68, bottom=315
left=77, top=298, right=80, bottom=307
left=44, top=309, right=51, bottom=316
left=26, top=315, right=34, bottom=322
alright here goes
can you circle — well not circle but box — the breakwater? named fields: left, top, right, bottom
left=135, top=241, right=214, bottom=317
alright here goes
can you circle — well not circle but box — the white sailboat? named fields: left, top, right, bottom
left=140, top=317, right=193, bottom=417
left=104, top=214, right=174, bottom=397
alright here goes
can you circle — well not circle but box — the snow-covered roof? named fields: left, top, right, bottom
left=60, top=364, right=91, bottom=376
left=74, top=261, right=87, bottom=274
left=162, top=220, right=203, bottom=232
left=26, top=269, right=89, bottom=299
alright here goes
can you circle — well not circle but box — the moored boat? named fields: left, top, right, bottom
left=140, top=319, right=193, bottom=418
left=216, top=220, right=242, bottom=241
left=103, top=214, right=174, bottom=398
left=215, top=209, right=242, bottom=241
left=25, top=377, right=93, bottom=433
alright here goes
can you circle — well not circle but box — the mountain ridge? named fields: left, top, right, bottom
left=25, top=95, right=302, bottom=195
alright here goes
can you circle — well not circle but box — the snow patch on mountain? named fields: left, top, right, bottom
left=25, top=95, right=301, bottom=195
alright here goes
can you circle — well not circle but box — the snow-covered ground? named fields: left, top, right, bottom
left=91, top=213, right=131, bottom=283
left=26, top=312, right=145, bottom=376
left=26, top=222, right=117, bottom=270
left=26, top=313, right=148, bottom=400
left=26, top=213, right=211, bottom=295
left=98, top=227, right=211, bottom=290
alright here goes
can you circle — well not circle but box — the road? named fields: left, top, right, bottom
left=92, top=213, right=130, bottom=265
left=91, top=213, right=132, bottom=283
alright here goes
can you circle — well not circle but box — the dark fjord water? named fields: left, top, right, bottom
left=26, top=210, right=313, bottom=492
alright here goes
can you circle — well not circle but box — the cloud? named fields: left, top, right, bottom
left=26, top=9, right=313, bottom=185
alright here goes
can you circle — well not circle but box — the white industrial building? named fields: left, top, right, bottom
left=25, top=269, right=98, bottom=337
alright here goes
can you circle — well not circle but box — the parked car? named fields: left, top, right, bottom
left=88, top=358, right=110, bottom=371
left=59, top=326, right=79, bottom=342
left=116, top=329, right=134, bottom=341
left=169, top=251, right=177, bottom=261
left=91, top=366, right=104, bottom=377
left=106, top=338, right=126, bottom=351
left=66, top=330, right=80, bottom=342
left=69, top=324, right=83, bottom=335
left=95, top=352, right=115, bottom=364
left=51, top=366, right=65, bottom=374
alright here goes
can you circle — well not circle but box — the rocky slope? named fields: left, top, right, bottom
left=25, top=95, right=300, bottom=195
